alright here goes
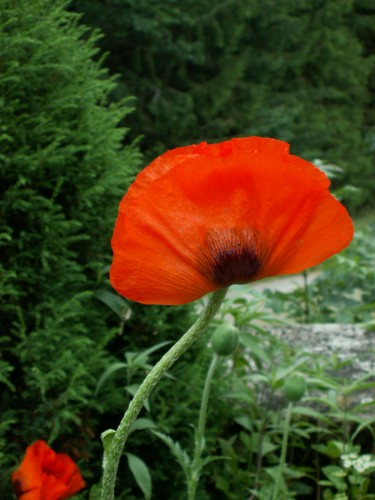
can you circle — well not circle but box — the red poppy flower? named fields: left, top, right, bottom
left=12, top=440, right=85, bottom=500
left=110, top=137, right=353, bottom=305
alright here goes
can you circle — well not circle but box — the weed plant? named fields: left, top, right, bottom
left=93, top=292, right=375, bottom=499
left=264, top=223, right=375, bottom=325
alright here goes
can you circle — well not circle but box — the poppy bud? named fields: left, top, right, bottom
left=211, top=324, right=239, bottom=356
left=283, top=373, right=307, bottom=402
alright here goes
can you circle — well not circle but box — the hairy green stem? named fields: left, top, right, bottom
left=272, top=402, right=293, bottom=500
left=188, top=354, right=220, bottom=500
left=101, top=288, right=227, bottom=500
left=195, top=354, right=219, bottom=461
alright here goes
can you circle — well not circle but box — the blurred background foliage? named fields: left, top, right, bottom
left=73, top=0, right=375, bottom=208
left=1, top=0, right=374, bottom=498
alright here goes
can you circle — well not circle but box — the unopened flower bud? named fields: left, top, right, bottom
left=211, top=324, right=239, bottom=356
left=283, top=373, right=306, bottom=402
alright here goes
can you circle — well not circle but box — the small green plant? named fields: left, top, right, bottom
left=96, top=340, right=172, bottom=410
left=95, top=342, right=175, bottom=499
left=315, top=440, right=375, bottom=499
left=153, top=324, right=239, bottom=500
left=264, top=224, right=375, bottom=324
left=206, top=305, right=375, bottom=499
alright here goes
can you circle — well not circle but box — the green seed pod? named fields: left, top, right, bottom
left=283, top=373, right=307, bottom=402
left=211, top=324, right=239, bottom=356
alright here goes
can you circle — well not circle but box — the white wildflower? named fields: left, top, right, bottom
left=352, top=454, right=375, bottom=474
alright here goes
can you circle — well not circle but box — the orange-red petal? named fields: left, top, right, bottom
left=12, top=442, right=42, bottom=500
left=12, top=440, right=85, bottom=500
left=110, top=137, right=353, bottom=305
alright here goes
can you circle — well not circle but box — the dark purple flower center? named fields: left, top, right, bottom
left=198, top=228, right=264, bottom=287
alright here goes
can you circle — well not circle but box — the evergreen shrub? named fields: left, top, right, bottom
left=0, top=0, right=143, bottom=492
left=74, top=0, right=375, bottom=208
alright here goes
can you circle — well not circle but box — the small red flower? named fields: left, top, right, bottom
left=11, top=440, right=85, bottom=500
left=110, top=137, right=353, bottom=305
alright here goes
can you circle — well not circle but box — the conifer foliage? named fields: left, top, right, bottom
left=74, top=0, right=375, bottom=206
left=73, top=0, right=254, bottom=158
left=0, top=0, right=138, bottom=490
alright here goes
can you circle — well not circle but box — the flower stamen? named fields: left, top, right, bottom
left=198, top=228, right=264, bottom=287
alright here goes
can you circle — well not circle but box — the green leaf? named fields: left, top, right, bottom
left=240, top=333, right=271, bottom=365
left=351, top=418, right=375, bottom=440
left=321, top=465, right=347, bottom=491
left=130, top=418, right=157, bottom=433
left=94, top=289, right=130, bottom=319
left=198, top=454, right=228, bottom=469
left=126, top=452, right=152, bottom=500
left=292, top=405, right=332, bottom=424
left=152, top=431, right=191, bottom=473
left=95, top=362, right=127, bottom=395
left=264, top=465, right=287, bottom=490
left=125, top=384, right=151, bottom=411
left=360, top=319, right=375, bottom=332
left=313, top=441, right=343, bottom=459
left=101, top=429, right=116, bottom=456
left=133, top=341, right=172, bottom=366
left=234, top=415, right=253, bottom=432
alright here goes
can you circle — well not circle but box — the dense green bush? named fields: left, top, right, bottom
left=0, top=0, right=142, bottom=493
left=239, top=0, right=375, bottom=207
left=73, top=0, right=253, bottom=159
left=73, top=0, right=375, bottom=208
